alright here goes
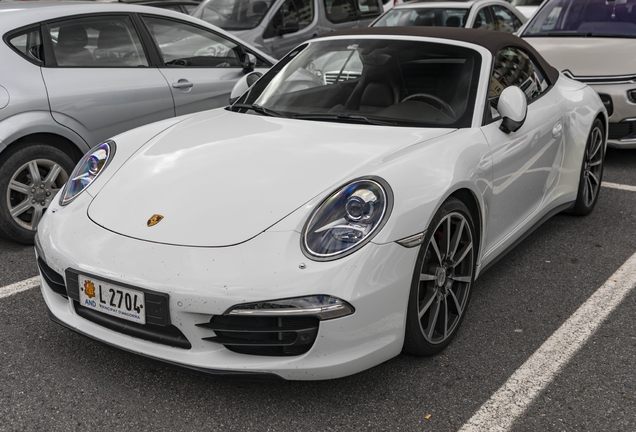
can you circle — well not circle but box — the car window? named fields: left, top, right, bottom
left=472, top=7, right=495, bottom=30
left=523, top=0, right=636, bottom=37
left=491, top=5, right=523, bottom=32
left=47, top=16, right=148, bottom=67
left=325, top=0, right=358, bottom=23
left=357, top=0, right=381, bottom=17
left=487, top=47, right=549, bottom=121
left=142, top=16, right=242, bottom=67
left=372, top=8, right=470, bottom=27
left=7, top=27, right=44, bottom=64
left=264, top=0, right=315, bottom=38
left=199, top=0, right=276, bottom=31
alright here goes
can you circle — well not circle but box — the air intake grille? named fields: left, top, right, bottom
left=608, top=122, right=634, bottom=141
left=73, top=301, right=191, bottom=349
left=198, top=315, right=319, bottom=356
left=37, top=258, right=67, bottom=298
left=324, top=71, right=361, bottom=85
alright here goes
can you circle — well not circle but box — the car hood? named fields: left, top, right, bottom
left=88, top=110, right=453, bottom=247
left=523, top=37, right=636, bottom=77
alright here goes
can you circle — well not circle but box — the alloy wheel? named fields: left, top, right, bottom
left=7, top=158, right=69, bottom=230
left=417, top=212, right=474, bottom=345
left=582, top=125, right=603, bottom=208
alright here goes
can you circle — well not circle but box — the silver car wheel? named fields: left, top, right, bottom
left=7, top=158, right=68, bottom=231
left=417, top=211, right=474, bottom=345
left=582, top=124, right=603, bottom=208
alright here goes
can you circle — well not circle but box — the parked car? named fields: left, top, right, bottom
left=124, top=0, right=202, bottom=14
left=190, top=0, right=385, bottom=58
left=381, top=0, right=404, bottom=13
left=520, top=0, right=636, bottom=148
left=38, top=27, right=606, bottom=380
left=0, top=2, right=274, bottom=244
left=510, top=0, right=544, bottom=19
left=371, top=0, right=527, bottom=32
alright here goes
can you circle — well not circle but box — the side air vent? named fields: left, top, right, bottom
left=37, top=258, right=67, bottom=298
left=198, top=315, right=319, bottom=356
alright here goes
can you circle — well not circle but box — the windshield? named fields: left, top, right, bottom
left=237, top=38, right=481, bottom=128
left=372, top=8, right=470, bottom=27
left=523, top=0, right=636, bottom=37
left=198, top=0, right=275, bottom=31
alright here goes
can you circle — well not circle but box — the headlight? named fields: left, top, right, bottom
left=60, top=141, right=114, bottom=206
left=302, top=177, right=393, bottom=260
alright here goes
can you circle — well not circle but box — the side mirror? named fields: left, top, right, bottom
left=229, top=71, right=263, bottom=104
left=497, top=86, right=527, bottom=134
left=242, top=53, right=256, bottom=73
left=276, top=19, right=300, bottom=36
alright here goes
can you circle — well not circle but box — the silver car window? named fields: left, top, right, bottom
left=200, top=0, right=276, bottom=30
left=142, top=16, right=241, bottom=67
left=48, top=16, right=148, bottom=68
left=7, top=27, right=43, bottom=64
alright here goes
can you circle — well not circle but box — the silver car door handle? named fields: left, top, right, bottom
left=552, top=120, right=563, bottom=138
left=172, top=79, right=193, bottom=89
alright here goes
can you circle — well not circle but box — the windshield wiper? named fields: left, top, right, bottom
left=293, top=113, right=397, bottom=126
left=230, top=103, right=285, bottom=117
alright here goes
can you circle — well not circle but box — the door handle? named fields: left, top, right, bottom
left=552, top=120, right=563, bottom=138
left=172, top=79, right=193, bottom=90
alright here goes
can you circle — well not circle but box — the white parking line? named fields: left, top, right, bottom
left=459, top=250, right=636, bottom=432
left=0, top=276, right=40, bottom=300
left=602, top=181, right=636, bottom=192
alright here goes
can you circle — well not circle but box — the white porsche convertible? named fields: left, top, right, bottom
left=37, top=28, right=607, bottom=380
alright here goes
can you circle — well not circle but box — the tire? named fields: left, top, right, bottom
left=0, top=143, right=75, bottom=244
left=403, top=197, right=476, bottom=356
left=569, top=119, right=605, bottom=216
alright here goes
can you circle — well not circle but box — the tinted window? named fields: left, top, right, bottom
left=472, top=7, right=495, bottom=29
left=143, top=17, right=242, bottom=67
left=265, top=0, right=315, bottom=38
left=200, top=0, right=275, bottom=30
left=47, top=16, right=148, bottom=67
left=491, top=5, right=523, bottom=32
left=8, top=27, right=43, bottom=64
left=523, top=0, right=636, bottom=36
left=372, top=8, right=470, bottom=27
left=487, top=47, right=549, bottom=121
left=325, top=0, right=380, bottom=23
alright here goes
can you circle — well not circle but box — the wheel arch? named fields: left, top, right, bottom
left=1, top=133, right=85, bottom=164
left=0, top=112, right=89, bottom=163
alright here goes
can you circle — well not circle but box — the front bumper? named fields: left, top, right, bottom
left=590, top=82, right=636, bottom=148
left=36, top=193, right=418, bottom=380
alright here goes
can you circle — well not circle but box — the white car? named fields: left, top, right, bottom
left=38, top=27, right=606, bottom=380
left=371, top=0, right=527, bottom=33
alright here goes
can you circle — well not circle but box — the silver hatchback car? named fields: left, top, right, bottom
left=0, top=2, right=275, bottom=244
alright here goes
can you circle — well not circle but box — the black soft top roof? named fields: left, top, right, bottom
left=315, top=27, right=559, bottom=85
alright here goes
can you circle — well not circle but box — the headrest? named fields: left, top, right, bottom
left=58, top=25, right=88, bottom=49
left=446, top=16, right=461, bottom=27
left=98, top=25, right=132, bottom=51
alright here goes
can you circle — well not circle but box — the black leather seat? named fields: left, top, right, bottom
left=54, top=25, right=93, bottom=66
left=93, top=25, right=135, bottom=66
left=344, top=51, right=402, bottom=113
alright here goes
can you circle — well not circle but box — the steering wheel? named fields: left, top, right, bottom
left=402, top=93, right=455, bottom=118
left=166, top=58, right=189, bottom=66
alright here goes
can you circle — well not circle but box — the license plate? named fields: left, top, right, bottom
left=78, top=275, right=146, bottom=325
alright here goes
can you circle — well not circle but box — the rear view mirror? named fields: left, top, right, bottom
left=497, top=86, right=527, bottom=134
left=242, top=53, right=256, bottom=73
left=229, top=71, right=263, bottom=104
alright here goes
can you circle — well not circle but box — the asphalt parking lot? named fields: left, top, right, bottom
left=1, top=148, right=635, bottom=431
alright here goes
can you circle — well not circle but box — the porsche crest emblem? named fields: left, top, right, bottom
left=147, top=214, right=164, bottom=227
left=83, top=280, right=96, bottom=299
